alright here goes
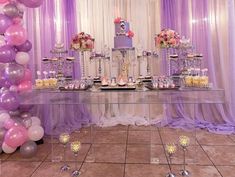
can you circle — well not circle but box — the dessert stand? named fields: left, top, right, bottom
left=90, top=51, right=110, bottom=82
left=112, top=47, right=135, bottom=80
left=137, top=50, right=158, bottom=81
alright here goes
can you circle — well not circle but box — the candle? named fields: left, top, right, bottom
left=179, top=135, right=190, bottom=148
left=166, top=143, right=177, bottom=155
left=71, top=141, right=81, bottom=153
left=59, top=133, right=70, bottom=145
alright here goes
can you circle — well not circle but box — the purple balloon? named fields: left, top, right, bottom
left=0, top=14, right=12, bottom=34
left=15, top=40, right=32, bottom=52
left=18, top=0, right=43, bottom=8
left=0, top=45, right=16, bottom=63
left=4, top=63, right=25, bottom=85
left=0, top=91, right=20, bottom=111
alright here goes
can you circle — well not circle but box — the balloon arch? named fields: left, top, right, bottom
left=0, top=0, right=44, bottom=157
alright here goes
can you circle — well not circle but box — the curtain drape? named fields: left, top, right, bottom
left=25, top=0, right=235, bottom=134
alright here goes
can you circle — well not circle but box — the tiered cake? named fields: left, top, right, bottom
left=114, top=17, right=134, bottom=48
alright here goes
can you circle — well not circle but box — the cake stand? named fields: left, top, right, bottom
left=90, top=52, right=110, bottom=80
left=112, top=47, right=135, bottom=79
left=137, top=50, right=158, bottom=79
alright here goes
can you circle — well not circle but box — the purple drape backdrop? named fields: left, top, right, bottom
left=25, top=1, right=89, bottom=135
left=160, top=0, right=235, bottom=133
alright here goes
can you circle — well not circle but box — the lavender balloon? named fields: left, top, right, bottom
left=3, top=3, right=20, bottom=18
left=4, top=63, right=25, bottom=85
left=0, top=91, right=20, bottom=111
left=0, top=45, right=16, bottom=63
left=0, top=14, right=12, bottom=34
left=15, top=40, right=32, bottom=52
left=18, top=0, right=44, bottom=8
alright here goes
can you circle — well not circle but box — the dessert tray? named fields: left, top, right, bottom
left=100, top=85, right=136, bottom=90
left=145, top=83, right=179, bottom=90
left=58, top=85, right=90, bottom=91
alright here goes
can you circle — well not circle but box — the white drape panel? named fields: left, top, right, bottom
left=74, top=0, right=161, bottom=78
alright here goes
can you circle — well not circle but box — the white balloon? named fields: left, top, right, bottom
left=0, top=35, right=6, bottom=47
left=30, top=116, right=41, bottom=126
left=16, top=2, right=26, bottom=12
left=15, top=52, right=30, bottom=65
left=28, top=125, right=44, bottom=141
left=2, top=142, right=16, bottom=154
left=0, top=113, right=10, bottom=124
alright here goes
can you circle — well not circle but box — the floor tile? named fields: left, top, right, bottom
left=125, top=164, right=169, bottom=177
left=94, top=131, right=127, bottom=144
left=216, top=165, right=235, bottom=177
left=46, top=144, right=90, bottom=162
left=128, top=130, right=161, bottom=144
left=94, top=125, right=128, bottom=131
left=171, top=165, right=222, bottom=177
left=86, top=144, right=126, bottom=163
left=197, top=131, right=235, bottom=145
left=7, top=143, right=50, bottom=162
left=1, top=161, right=41, bottom=177
left=31, top=161, right=81, bottom=177
left=129, top=125, right=158, bottom=131
left=126, top=144, right=167, bottom=164
left=80, top=163, right=124, bottom=177
left=160, top=128, right=197, bottom=145
left=167, top=145, right=212, bottom=165
left=0, top=153, right=11, bottom=161
left=202, top=145, right=235, bottom=165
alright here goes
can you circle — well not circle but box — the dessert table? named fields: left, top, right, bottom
left=19, top=88, right=225, bottom=163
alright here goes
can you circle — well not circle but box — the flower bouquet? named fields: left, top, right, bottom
left=71, top=32, right=95, bottom=78
left=155, top=29, right=180, bottom=48
left=71, top=32, right=94, bottom=52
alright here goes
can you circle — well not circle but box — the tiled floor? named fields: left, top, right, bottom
left=1, top=125, right=235, bottom=177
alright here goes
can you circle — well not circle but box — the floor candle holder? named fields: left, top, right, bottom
left=70, top=141, right=82, bottom=177
left=165, top=143, right=177, bottom=177
left=59, top=133, right=70, bottom=172
left=179, top=135, right=190, bottom=176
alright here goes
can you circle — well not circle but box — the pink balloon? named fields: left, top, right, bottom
left=22, top=69, right=32, bottom=82
left=0, top=0, right=8, bottom=4
left=18, top=81, right=32, bottom=92
left=5, top=24, right=27, bottom=46
left=4, top=126, right=27, bottom=148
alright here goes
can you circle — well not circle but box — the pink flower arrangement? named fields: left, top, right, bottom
left=126, top=30, right=134, bottom=38
left=155, top=29, right=181, bottom=48
left=114, top=17, right=122, bottom=23
left=71, top=32, right=94, bottom=51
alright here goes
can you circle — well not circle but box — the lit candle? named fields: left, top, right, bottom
left=179, top=135, right=190, bottom=148
left=59, top=133, right=70, bottom=145
left=166, top=143, right=177, bottom=155
left=71, top=141, right=81, bottom=153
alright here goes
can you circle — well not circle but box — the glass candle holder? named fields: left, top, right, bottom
left=179, top=135, right=190, bottom=148
left=179, top=136, right=190, bottom=176
left=59, top=133, right=71, bottom=172
left=70, top=141, right=82, bottom=177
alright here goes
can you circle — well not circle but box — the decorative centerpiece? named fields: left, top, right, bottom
left=155, top=29, right=180, bottom=76
left=71, top=32, right=95, bottom=79
left=155, top=29, right=180, bottom=48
